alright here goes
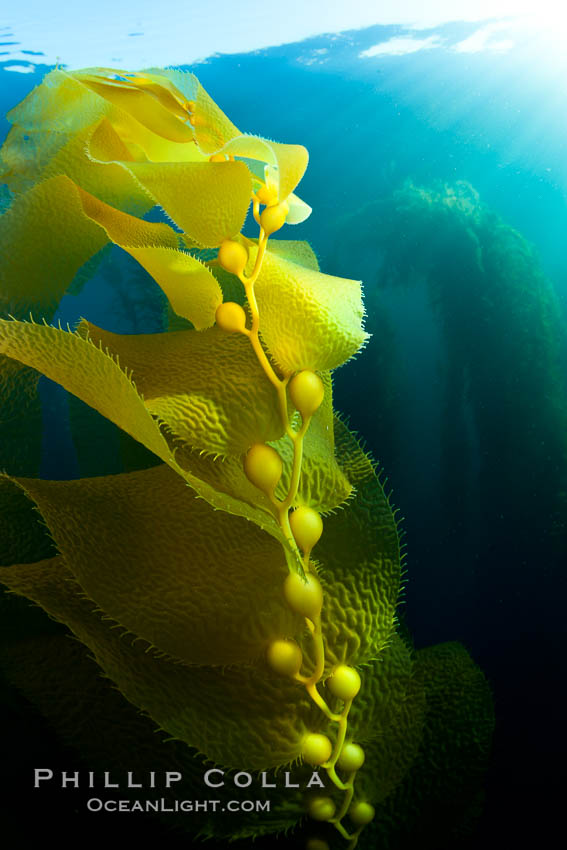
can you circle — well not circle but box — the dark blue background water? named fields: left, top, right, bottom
left=2, top=19, right=566, bottom=848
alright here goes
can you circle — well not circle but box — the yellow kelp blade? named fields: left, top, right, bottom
left=218, top=136, right=308, bottom=203
left=0, top=320, right=285, bottom=542
left=258, top=166, right=311, bottom=224
left=124, top=247, right=221, bottom=329
left=210, top=238, right=320, bottom=303
left=6, top=464, right=301, bottom=666
left=74, top=72, right=194, bottom=143
left=1, top=173, right=223, bottom=330
left=4, top=119, right=152, bottom=217
left=91, top=70, right=192, bottom=119
left=153, top=68, right=242, bottom=153
left=251, top=248, right=369, bottom=373
left=3, top=78, right=152, bottom=215
left=79, top=322, right=284, bottom=456
left=4, top=76, right=220, bottom=220
left=0, top=557, right=314, bottom=770
left=70, top=67, right=243, bottom=155
left=62, top=116, right=153, bottom=214
left=273, top=372, right=352, bottom=513
left=109, top=113, right=206, bottom=163
left=6, top=69, right=109, bottom=135
left=120, top=160, right=252, bottom=247
left=74, top=172, right=175, bottom=250
left=1, top=69, right=205, bottom=193
left=85, top=116, right=252, bottom=248
left=74, top=179, right=222, bottom=328
left=71, top=175, right=222, bottom=329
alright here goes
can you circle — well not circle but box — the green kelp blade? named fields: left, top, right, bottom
left=0, top=475, right=54, bottom=565
left=0, top=177, right=108, bottom=319
left=314, top=417, right=401, bottom=667
left=0, top=358, right=43, bottom=477
left=320, top=635, right=426, bottom=807
left=0, top=633, right=306, bottom=840
left=3, top=432, right=392, bottom=671
left=0, top=123, right=71, bottom=195
left=175, top=413, right=400, bottom=670
left=362, top=641, right=494, bottom=848
left=79, top=321, right=283, bottom=456
left=0, top=557, right=317, bottom=771
left=173, top=440, right=282, bottom=521
left=0, top=320, right=399, bottom=668
left=3, top=104, right=151, bottom=214
left=81, top=323, right=352, bottom=511
left=0, top=319, right=285, bottom=542
left=5, top=464, right=300, bottom=666
left=0, top=319, right=177, bottom=462
left=68, top=392, right=161, bottom=477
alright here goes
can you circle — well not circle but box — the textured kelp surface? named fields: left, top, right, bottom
left=0, top=68, right=493, bottom=849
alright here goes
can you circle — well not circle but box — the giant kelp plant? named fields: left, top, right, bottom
left=0, top=70, right=493, bottom=849
left=356, top=180, right=567, bottom=557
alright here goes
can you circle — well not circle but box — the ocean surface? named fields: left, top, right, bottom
left=1, top=16, right=565, bottom=849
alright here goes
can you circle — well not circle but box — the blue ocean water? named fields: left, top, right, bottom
left=1, top=17, right=565, bottom=849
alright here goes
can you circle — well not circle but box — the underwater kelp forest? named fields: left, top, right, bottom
left=1, top=9, right=566, bottom=850
left=332, top=179, right=567, bottom=555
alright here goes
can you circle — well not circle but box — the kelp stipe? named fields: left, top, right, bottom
left=0, top=69, right=493, bottom=849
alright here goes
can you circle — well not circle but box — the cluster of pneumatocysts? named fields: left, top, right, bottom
left=214, top=170, right=374, bottom=850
